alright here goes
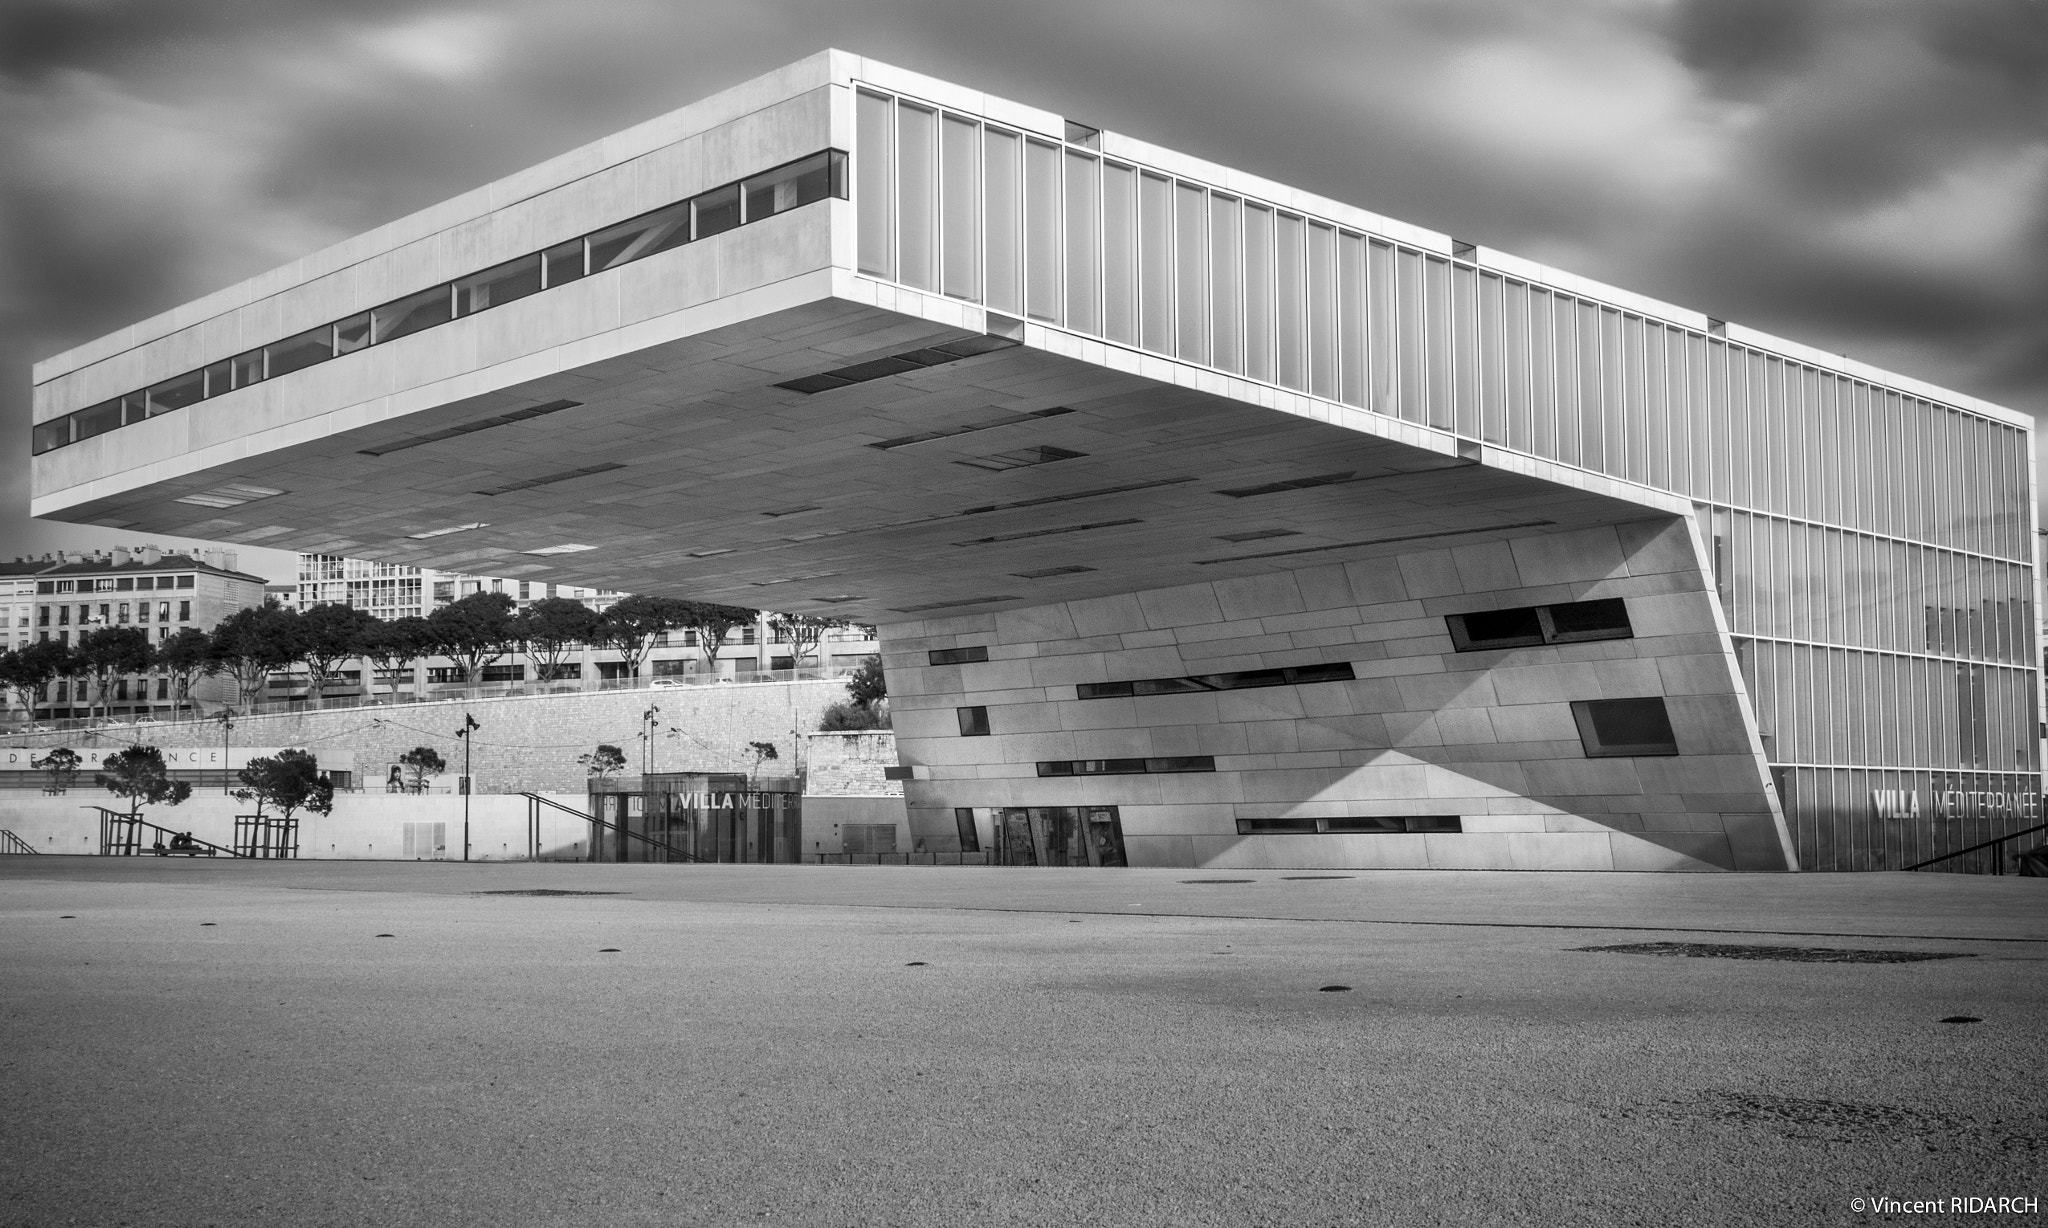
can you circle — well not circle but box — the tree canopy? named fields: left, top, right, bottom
left=769, top=614, right=842, bottom=670
left=674, top=601, right=757, bottom=671
left=593, top=594, right=689, bottom=680
left=427, top=592, right=516, bottom=683
left=152, top=627, right=212, bottom=715
left=396, top=746, right=446, bottom=794
left=297, top=602, right=382, bottom=704
left=72, top=627, right=153, bottom=716
left=208, top=603, right=303, bottom=712
left=518, top=597, right=601, bottom=683
left=577, top=743, right=626, bottom=788
left=235, top=748, right=334, bottom=821
left=95, top=743, right=192, bottom=817
left=362, top=616, right=435, bottom=703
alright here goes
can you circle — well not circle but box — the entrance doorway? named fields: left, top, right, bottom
left=993, top=806, right=1128, bottom=867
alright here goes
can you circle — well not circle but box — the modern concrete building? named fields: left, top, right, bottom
left=29, top=52, right=2039, bottom=871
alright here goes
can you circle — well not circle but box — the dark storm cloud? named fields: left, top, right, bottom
left=5, top=0, right=2048, bottom=572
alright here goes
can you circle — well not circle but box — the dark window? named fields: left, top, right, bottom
left=741, top=151, right=842, bottom=222
left=147, top=370, right=206, bottom=414
left=32, top=418, right=72, bottom=455
left=1237, top=817, right=1319, bottom=834
left=588, top=202, right=690, bottom=273
left=202, top=360, right=233, bottom=396
left=693, top=184, right=741, bottom=238
left=928, top=645, right=989, bottom=666
left=176, top=576, right=195, bottom=588
left=1544, top=598, right=1633, bottom=642
left=1036, top=756, right=1215, bottom=776
left=335, top=313, right=371, bottom=355
left=115, top=578, right=133, bottom=591
left=1448, top=599, right=1634, bottom=651
left=957, top=706, right=990, bottom=737
left=954, top=808, right=981, bottom=854
left=1571, top=698, right=1679, bottom=757
left=37, top=582, right=54, bottom=594
left=1080, top=662, right=1354, bottom=699
left=371, top=285, right=453, bottom=344
left=267, top=325, right=334, bottom=377
left=543, top=240, right=586, bottom=288
left=455, top=254, right=544, bottom=315
left=1447, top=606, right=1544, bottom=650
left=1240, top=816, right=1463, bottom=834
left=73, top=398, right=125, bottom=441
left=231, top=348, right=265, bottom=387
left=479, top=664, right=526, bottom=683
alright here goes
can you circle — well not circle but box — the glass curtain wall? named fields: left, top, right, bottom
left=853, top=86, right=2041, bottom=871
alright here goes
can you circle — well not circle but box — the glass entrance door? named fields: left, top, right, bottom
left=994, top=806, right=1126, bottom=866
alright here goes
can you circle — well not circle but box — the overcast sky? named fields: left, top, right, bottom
left=5, top=0, right=2046, bottom=584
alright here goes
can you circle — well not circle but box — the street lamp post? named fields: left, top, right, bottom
left=217, top=711, right=234, bottom=794
left=642, top=704, right=661, bottom=779
left=456, top=713, right=479, bottom=861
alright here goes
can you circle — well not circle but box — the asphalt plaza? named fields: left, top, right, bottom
left=3, top=859, right=2042, bottom=1227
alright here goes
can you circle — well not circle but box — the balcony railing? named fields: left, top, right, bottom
left=0, top=664, right=864, bottom=736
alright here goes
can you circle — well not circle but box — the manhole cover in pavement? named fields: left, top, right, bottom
left=1575, top=942, right=1972, bottom=963
left=471, top=889, right=624, bottom=897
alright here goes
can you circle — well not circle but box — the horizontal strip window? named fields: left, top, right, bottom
left=33, top=150, right=848, bottom=457
left=928, top=645, right=988, bottom=665
left=1078, top=661, right=1354, bottom=700
left=1447, top=598, right=1632, bottom=652
left=1036, top=756, right=1216, bottom=776
left=1237, top=816, right=1462, bottom=835
left=1572, top=697, right=1679, bottom=758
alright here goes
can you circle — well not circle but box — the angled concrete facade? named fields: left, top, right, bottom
left=29, top=51, right=2040, bottom=870
left=889, top=518, right=1791, bottom=871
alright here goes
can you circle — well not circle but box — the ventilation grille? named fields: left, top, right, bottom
left=955, top=519, right=1140, bottom=546
left=1197, top=521, right=1554, bottom=564
left=774, top=333, right=1021, bottom=394
left=475, top=462, right=625, bottom=496
left=869, top=407, right=1072, bottom=450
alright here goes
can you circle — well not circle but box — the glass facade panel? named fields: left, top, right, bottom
left=1338, top=232, right=1367, bottom=408
left=1061, top=149, right=1096, bottom=331
left=1024, top=139, right=1062, bottom=322
left=856, top=90, right=894, bottom=278
left=1139, top=173, right=1173, bottom=353
left=1174, top=182, right=1208, bottom=365
left=267, top=324, right=334, bottom=377
left=1275, top=213, right=1307, bottom=392
left=1101, top=162, right=1137, bottom=345
left=1245, top=205, right=1276, bottom=384
left=371, top=285, right=451, bottom=344
left=941, top=115, right=981, bottom=301
left=455, top=253, right=542, bottom=315
left=1308, top=223, right=1338, bottom=402
left=588, top=201, right=689, bottom=272
left=896, top=104, right=937, bottom=292
left=983, top=128, right=1021, bottom=315
left=1210, top=194, right=1243, bottom=374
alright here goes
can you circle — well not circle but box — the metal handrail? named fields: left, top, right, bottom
left=0, top=830, right=37, bottom=854
left=86, top=806, right=240, bottom=858
left=1903, top=820, right=2048, bottom=874
left=522, top=792, right=705, bottom=863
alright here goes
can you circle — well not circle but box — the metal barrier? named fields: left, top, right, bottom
left=0, top=830, right=37, bottom=855
left=87, top=807, right=239, bottom=858
left=522, top=792, right=705, bottom=863
left=1903, top=820, right=2048, bottom=875
left=1, top=668, right=864, bottom=737
left=812, top=852, right=989, bottom=866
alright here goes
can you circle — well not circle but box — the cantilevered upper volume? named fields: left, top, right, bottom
left=30, top=51, right=2039, bottom=873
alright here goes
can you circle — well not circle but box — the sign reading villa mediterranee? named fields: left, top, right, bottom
left=1871, top=787, right=2039, bottom=820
